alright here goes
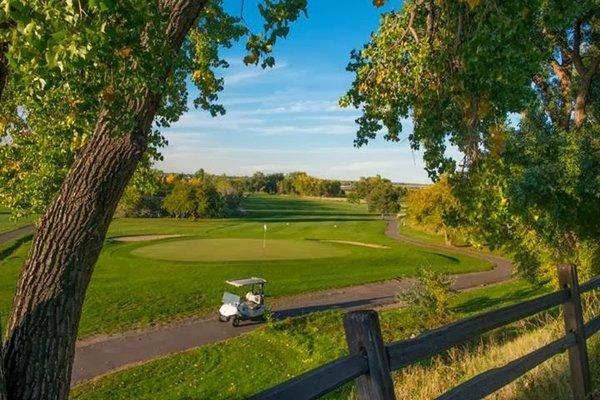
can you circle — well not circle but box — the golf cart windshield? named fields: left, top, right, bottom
left=222, top=292, right=240, bottom=305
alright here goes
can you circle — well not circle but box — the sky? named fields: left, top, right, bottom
left=157, top=0, right=433, bottom=184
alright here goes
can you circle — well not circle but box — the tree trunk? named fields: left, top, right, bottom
left=2, top=1, right=206, bottom=399
left=574, top=58, right=599, bottom=129
left=0, top=42, right=8, bottom=101
left=0, top=30, right=9, bottom=400
left=443, top=227, right=450, bottom=246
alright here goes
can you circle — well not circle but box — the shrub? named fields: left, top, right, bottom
left=400, top=267, right=456, bottom=331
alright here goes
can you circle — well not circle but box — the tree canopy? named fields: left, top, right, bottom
left=0, top=0, right=308, bottom=217
left=404, top=175, right=460, bottom=244
left=344, top=0, right=600, bottom=280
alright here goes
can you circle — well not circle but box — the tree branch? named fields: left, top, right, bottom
left=0, top=44, right=7, bottom=101
left=426, top=0, right=435, bottom=45
left=572, top=19, right=586, bottom=76
left=532, top=73, right=567, bottom=130
left=550, top=58, right=573, bottom=130
left=408, top=9, right=420, bottom=44
left=574, top=55, right=600, bottom=128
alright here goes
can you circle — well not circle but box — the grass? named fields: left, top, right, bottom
left=0, top=206, right=36, bottom=234
left=71, top=280, right=562, bottom=400
left=391, top=321, right=597, bottom=399
left=131, top=238, right=351, bottom=262
left=397, top=223, right=447, bottom=245
left=0, top=194, right=491, bottom=338
left=398, top=221, right=509, bottom=258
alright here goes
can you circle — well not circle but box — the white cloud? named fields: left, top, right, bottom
left=157, top=62, right=429, bottom=182
left=156, top=141, right=430, bottom=183
left=221, top=62, right=289, bottom=86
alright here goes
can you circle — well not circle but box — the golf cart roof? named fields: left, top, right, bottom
left=226, top=277, right=267, bottom=287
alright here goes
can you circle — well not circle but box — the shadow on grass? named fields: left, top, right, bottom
left=241, top=217, right=379, bottom=223
left=274, top=296, right=394, bottom=320
left=0, top=234, right=32, bottom=261
left=452, top=286, right=546, bottom=314
left=243, top=211, right=374, bottom=217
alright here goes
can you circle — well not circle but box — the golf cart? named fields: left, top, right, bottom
left=219, top=277, right=267, bottom=327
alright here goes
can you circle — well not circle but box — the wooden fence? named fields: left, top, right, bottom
left=250, top=265, right=600, bottom=400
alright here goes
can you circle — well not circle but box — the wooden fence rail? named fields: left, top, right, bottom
left=250, top=265, right=600, bottom=400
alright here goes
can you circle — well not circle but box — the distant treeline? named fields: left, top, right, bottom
left=117, top=169, right=244, bottom=219
left=117, top=169, right=407, bottom=219
left=244, top=171, right=344, bottom=197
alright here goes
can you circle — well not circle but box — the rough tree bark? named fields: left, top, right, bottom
left=0, top=20, right=14, bottom=102
left=0, top=48, right=7, bottom=100
left=574, top=57, right=599, bottom=128
left=2, top=1, right=207, bottom=399
left=0, top=33, right=8, bottom=400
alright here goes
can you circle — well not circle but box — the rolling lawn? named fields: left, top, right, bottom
left=71, top=280, right=554, bottom=400
left=0, top=195, right=491, bottom=338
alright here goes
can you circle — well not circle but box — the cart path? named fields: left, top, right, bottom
left=71, top=218, right=513, bottom=386
left=0, top=225, right=34, bottom=244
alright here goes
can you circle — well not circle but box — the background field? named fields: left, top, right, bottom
left=0, top=195, right=491, bottom=338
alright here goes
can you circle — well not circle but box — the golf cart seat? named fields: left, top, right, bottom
left=245, top=300, right=261, bottom=310
left=246, top=292, right=261, bottom=304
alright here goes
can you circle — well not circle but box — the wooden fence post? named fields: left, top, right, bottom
left=558, top=264, right=591, bottom=399
left=343, top=310, right=396, bottom=400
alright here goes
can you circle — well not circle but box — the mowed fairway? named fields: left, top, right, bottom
left=0, top=194, right=492, bottom=338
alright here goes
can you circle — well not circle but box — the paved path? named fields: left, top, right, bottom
left=71, top=219, right=513, bottom=385
left=385, top=219, right=513, bottom=290
left=0, top=225, right=34, bottom=245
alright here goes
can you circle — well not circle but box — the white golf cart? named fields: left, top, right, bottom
left=218, top=277, right=267, bottom=327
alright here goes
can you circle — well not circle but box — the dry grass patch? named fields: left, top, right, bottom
left=391, top=299, right=600, bottom=399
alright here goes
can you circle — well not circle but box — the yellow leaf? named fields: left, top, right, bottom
left=116, top=47, right=133, bottom=58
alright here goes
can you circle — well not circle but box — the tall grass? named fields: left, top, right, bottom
left=389, top=294, right=600, bottom=399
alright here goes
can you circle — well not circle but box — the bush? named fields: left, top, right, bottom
left=163, top=179, right=223, bottom=219
left=400, top=267, right=456, bottom=332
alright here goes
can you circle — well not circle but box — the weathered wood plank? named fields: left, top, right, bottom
left=253, top=270, right=600, bottom=400
left=584, top=314, right=600, bottom=338
left=344, top=310, right=396, bottom=400
left=387, top=289, right=569, bottom=370
left=580, top=275, right=600, bottom=293
left=436, top=333, right=575, bottom=400
left=558, top=264, right=591, bottom=399
left=249, top=353, right=368, bottom=400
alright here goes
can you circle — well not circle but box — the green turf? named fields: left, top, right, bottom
left=397, top=223, right=446, bottom=244
left=0, top=206, right=36, bottom=234
left=132, top=238, right=351, bottom=262
left=0, top=194, right=492, bottom=337
left=70, top=280, right=549, bottom=400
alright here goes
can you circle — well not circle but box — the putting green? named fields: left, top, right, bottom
left=131, top=238, right=351, bottom=262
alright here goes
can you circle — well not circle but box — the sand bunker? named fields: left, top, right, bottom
left=112, top=235, right=183, bottom=242
left=322, top=240, right=390, bottom=249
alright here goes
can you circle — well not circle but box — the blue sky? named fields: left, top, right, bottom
left=157, top=0, right=432, bottom=184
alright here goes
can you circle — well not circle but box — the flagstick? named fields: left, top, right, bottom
left=263, top=224, right=267, bottom=249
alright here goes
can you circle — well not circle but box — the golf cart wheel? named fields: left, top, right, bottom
left=219, top=315, right=230, bottom=323
left=232, top=317, right=241, bottom=327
